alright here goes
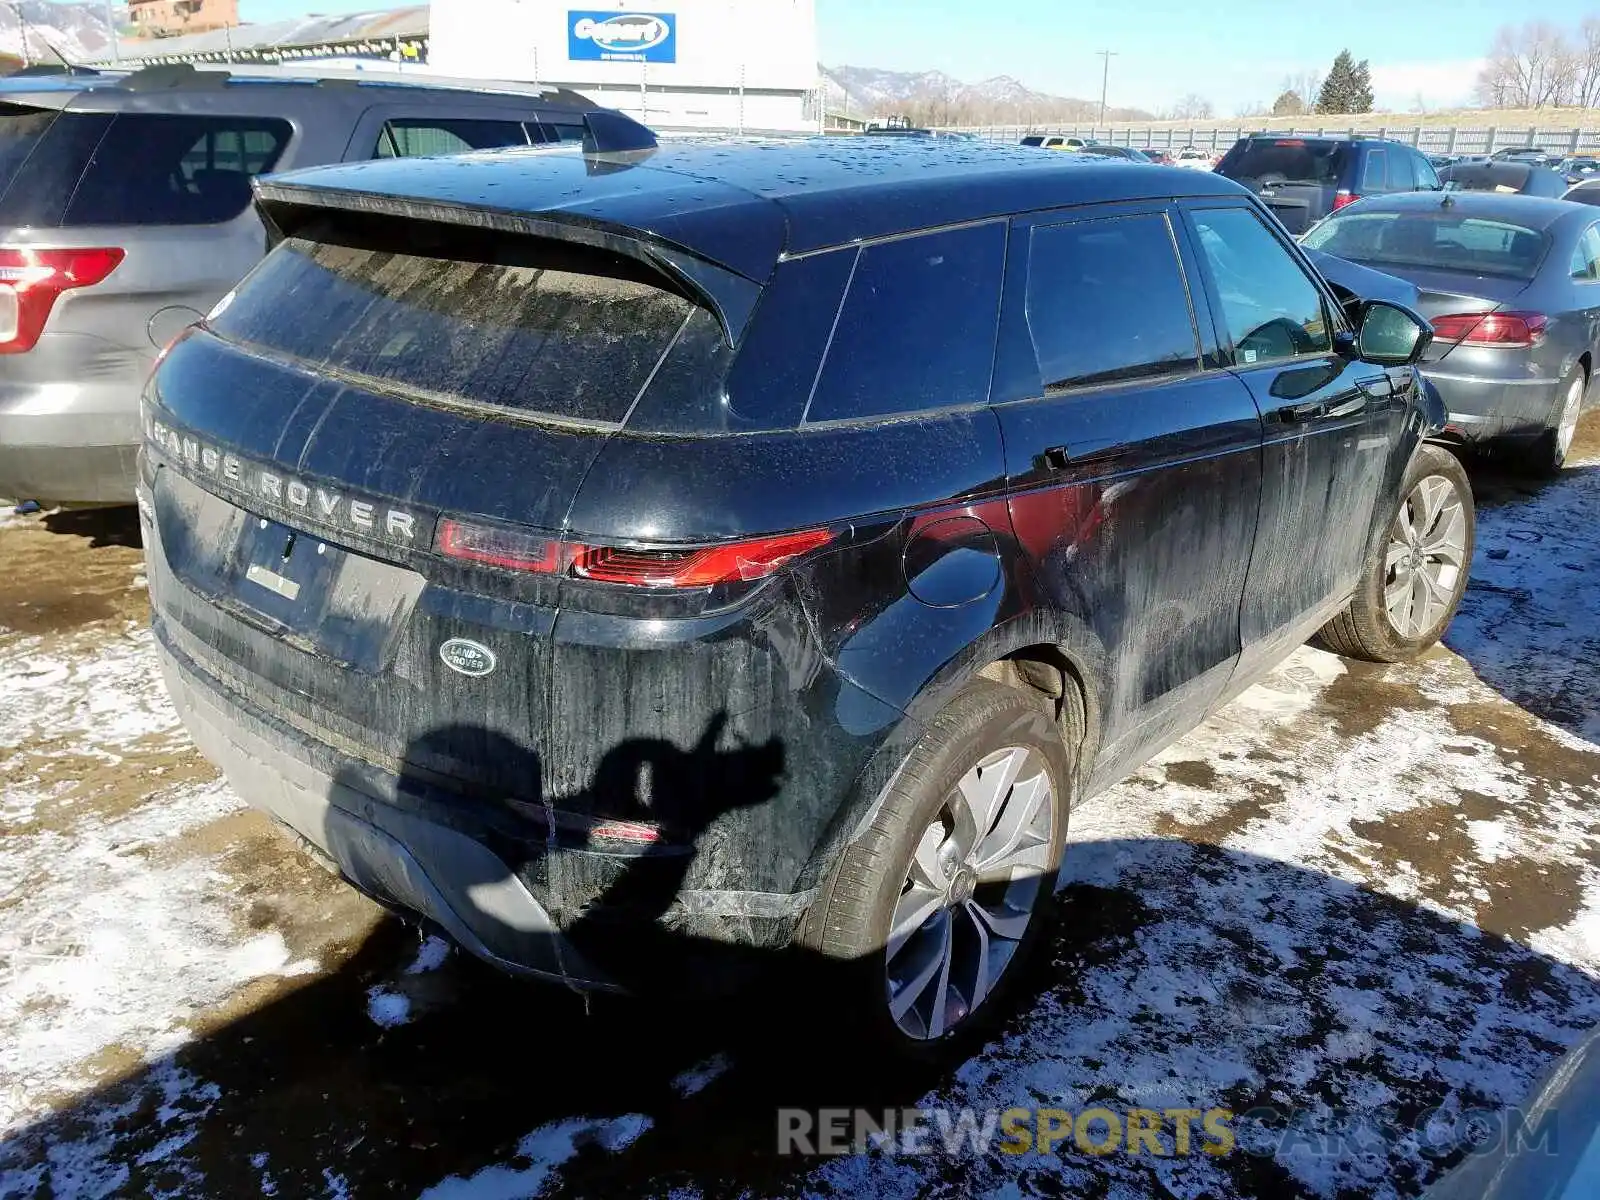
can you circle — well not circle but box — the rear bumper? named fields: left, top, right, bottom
left=1423, top=369, right=1563, bottom=443
left=0, top=382, right=142, bottom=505
left=157, top=632, right=623, bottom=991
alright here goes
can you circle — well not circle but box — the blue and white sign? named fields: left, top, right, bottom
left=569, top=11, right=676, bottom=63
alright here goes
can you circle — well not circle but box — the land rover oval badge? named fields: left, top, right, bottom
left=439, top=638, right=496, bottom=678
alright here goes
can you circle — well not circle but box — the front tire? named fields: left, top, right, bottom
left=799, top=681, right=1071, bottom=1057
left=1317, top=443, right=1475, bottom=663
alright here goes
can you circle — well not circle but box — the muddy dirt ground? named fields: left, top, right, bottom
left=1, top=420, right=1598, bottom=1199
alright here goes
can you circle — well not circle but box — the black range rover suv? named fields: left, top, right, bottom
left=141, top=128, right=1473, bottom=1052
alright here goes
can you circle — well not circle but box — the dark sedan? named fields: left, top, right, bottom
left=1439, top=160, right=1569, bottom=199
left=1304, top=190, right=1598, bottom=472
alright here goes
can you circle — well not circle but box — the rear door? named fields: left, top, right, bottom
left=990, top=202, right=1264, bottom=785
left=1180, top=200, right=1401, bottom=675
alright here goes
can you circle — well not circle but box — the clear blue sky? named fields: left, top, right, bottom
left=238, top=0, right=1594, bottom=113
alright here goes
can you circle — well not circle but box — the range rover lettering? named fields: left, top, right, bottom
left=141, top=127, right=1474, bottom=1052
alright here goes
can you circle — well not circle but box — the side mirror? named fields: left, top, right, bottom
left=1352, top=299, right=1433, bottom=367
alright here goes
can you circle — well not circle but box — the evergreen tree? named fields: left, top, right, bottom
left=1272, top=89, right=1306, bottom=116
left=1350, top=58, right=1376, bottom=113
left=1316, top=50, right=1371, bottom=115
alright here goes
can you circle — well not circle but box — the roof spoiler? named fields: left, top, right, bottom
left=581, top=110, right=657, bottom=157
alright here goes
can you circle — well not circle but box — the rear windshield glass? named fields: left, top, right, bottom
left=1302, top=211, right=1548, bottom=280
left=210, top=231, right=699, bottom=427
left=0, top=103, right=59, bottom=195
left=1218, top=140, right=1345, bottom=186
left=1021, top=136, right=1045, bottom=146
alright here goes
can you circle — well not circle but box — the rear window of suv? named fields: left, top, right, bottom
left=0, top=111, right=291, bottom=226
left=209, top=228, right=700, bottom=427
left=1217, top=139, right=1346, bottom=186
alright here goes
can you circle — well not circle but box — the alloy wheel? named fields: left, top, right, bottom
left=885, top=745, right=1056, bottom=1040
left=1383, top=474, right=1469, bottom=639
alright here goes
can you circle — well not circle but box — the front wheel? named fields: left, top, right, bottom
left=798, top=681, right=1071, bottom=1057
left=1317, top=443, right=1475, bottom=663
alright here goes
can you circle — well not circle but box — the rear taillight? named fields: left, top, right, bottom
left=1430, top=311, right=1548, bottom=349
left=1332, top=191, right=1361, bottom=211
left=437, top=519, right=834, bottom=589
left=0, top=247, right=124, bottom=354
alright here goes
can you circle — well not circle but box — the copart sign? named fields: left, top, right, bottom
left=568, top=11, right=676, bottom=63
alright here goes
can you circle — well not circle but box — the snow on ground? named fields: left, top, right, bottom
left=418, top=1115, right=653, bottom=1200
left=1, top=461, right=1598, bottom=1198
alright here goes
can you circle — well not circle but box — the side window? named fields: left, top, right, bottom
left=62, top=114, right=290, bottom=226
left=541, top=121, right=588, bottom=144
left=374, top=118, right=529, bottom=159
left=804, top=222, right=1007, bottom=424
left=1388, top=151, right=1416, bottom=192
left=1363, top=149, right=1389, bottom=192
left=1190, top=206, right=1333, bottom=364
left=1571, top=225, right=1600, bottom=280
left=1024, top=213, right=1200, bottom=391
left=1414, top=153, right=1441, bottom=191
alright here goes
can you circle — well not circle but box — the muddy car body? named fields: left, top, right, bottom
left=142, top=133, right=1470, bottom=1049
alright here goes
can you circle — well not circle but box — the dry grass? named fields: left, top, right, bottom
left=1098, top=107, right=1600, bottom=132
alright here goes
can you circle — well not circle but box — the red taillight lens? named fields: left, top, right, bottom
left=1332, top=191, right=1361, bottom=211
left=572, top=529, right=834, bottom=588
left=437, top=520, right=834, bottom=589
left=0, top=247, right=124, bottom=354
left=1430, top=311, right=1547, bottom=348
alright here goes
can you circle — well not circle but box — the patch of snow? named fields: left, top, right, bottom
left=407, top=935, right=452, bottom=975
left=419, top=1114, right=652, bottom=1200
left=366, top=988, right=412, bottom=1030
left=0, top=778, right=317, bottom=1132
left=671, top=1054, right=731, bottom=1098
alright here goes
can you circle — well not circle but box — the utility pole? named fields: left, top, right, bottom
left=1096, top=49, right=1119, bottom=126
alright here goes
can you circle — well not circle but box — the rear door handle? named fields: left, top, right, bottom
left=1040, top=444, right=1126, bottom=471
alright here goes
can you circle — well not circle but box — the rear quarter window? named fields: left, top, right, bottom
left=803, top=222, right=1007, bottom=424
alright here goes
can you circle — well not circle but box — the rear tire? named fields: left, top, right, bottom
left=1515, top=365, right=1585, bottom=478
left=1317, top=443, right=1475, bottom=663
left=798, top=681, right=1071, bottom=1059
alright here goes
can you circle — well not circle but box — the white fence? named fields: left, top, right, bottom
left=942, top=124, right=1600, bottom=156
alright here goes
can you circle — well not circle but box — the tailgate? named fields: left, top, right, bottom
left=143, top=333, right=605, bottom=796
left=1257, top=185, right=1325, bottom=235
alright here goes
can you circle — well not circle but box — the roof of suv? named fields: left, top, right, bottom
left=0, top=63, right=596, bottom=114
left=260, top=136, right=1249, bottom=280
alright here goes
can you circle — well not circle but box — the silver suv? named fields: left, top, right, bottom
left=0, top=63, right=603, bottom=507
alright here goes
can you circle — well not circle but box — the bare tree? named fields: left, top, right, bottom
left=1574, top=16, right=1600, bottom=108
left=1284, top=70, right=1325, bottom=107
left=1476, top=21, right=1578, bottom=108
left=1170, top=93, right=1214, bottom=120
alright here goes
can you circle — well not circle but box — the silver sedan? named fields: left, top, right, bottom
left=1303, top=190, right=1599, bottom=474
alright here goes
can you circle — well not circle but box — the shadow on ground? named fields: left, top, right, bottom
left=2, top=830, right=1597, bottom=1199
left=39, top=507, right=142, bottom=551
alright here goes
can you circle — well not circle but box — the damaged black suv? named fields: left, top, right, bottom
left=142, top=120, right=1474, bottom=1052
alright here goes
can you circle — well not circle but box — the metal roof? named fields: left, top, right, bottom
left=256, top=136, right=1250, bottom=280
left=107, top=6, right=427, bottom=64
